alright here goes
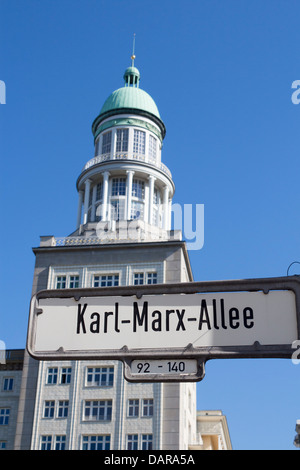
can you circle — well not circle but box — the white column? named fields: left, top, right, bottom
left=126, top=170, right=134, bottom=220
left=148, top=175, right=155, bottom=224
left=144, top=183, right=149, bottom=223
left=163, top=185, right=170, bottom=230
left=91, top=184, right=97, bottom=222
left=82, top=179, right=91, bottom=225
left=101, top=171, right=110, bottom=221
left=76, top=190, right=84, bottom=228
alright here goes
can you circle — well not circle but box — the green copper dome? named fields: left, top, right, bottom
left=100, top=86, right=161, bottom=119
left=92, top=65, right=166, bottom=139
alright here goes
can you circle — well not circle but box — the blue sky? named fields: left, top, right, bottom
left=1, top=0, right=299, bottom=450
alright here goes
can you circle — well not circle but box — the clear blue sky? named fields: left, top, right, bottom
left=1, top=0, right=299, bottom=450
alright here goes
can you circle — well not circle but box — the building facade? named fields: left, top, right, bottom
left=13, top=59, right=202, bottom=450
left=0, top=350, right=24, bottom=450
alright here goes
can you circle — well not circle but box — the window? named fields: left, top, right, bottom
left=55, top=275, right=79, bottom=289
left=82, top=435, right=111, bottom=451
left=43, top=401, right=55, bottom=418
left=133, top=272, right=157, bottom=285
left=133, top=273, right=144, bottom=285
left=0, top=441, right=7, bottom=450
left=110, top=199, right=125, bottom=221
left=3, top=378, right=13, bottom=391
left=132, top=179, right=145, bottom=199
left=102, top=131, right=112, bottom=154
left=84, top=400, right=112, bottom=421
left=86, top=367, right=114, bottom=387
left=147, top=272, right=157, bottom=285
left=141, top=434, right=153, bottom=450
left=96, top=182, right=103, bottom=201
left=133, top=130, right=145, bottom=154
left=149, top=135, right=157, bottom=163
left=57, top=401, right=69, bottom=418
left=0, top=409, right=9, bottom=426
left=69, top=276, right=79, bottom=288
left=56, top=276, right=66, bottom=289
left=112, top=177, right=126, bottom=196
left=131, top=201, right=144, bottom=220
left=116, top=128, right=128, bottom=152
left=60, top=367, right=72, bottom=384
left=94, top=137, right=100, bottom=156
left=153, top=188, right=161, bottom=205
left=40, top=435, right=52, bottom=450
left=142, top=399, right=154, bottom=417
left=127, top=434, right=138, bottom=450
left=55, top=435, right=66, bottom=450
left=46, top=368, right=58, bottom=384
left=128, top=399, right=139, bottom=417
left=93, top=274, right=119, bottom=287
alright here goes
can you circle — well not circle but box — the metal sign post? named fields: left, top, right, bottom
left=26, top=276, right=300, bottom=382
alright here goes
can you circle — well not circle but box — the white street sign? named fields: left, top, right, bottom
left=27, top=277, right=300, bottom=370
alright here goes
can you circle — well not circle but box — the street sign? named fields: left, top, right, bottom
left=26, top=276, right=300, bottom=382
left=124, top=359, right=204, bottom=382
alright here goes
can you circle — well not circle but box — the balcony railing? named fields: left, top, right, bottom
left=81, top=152, right=172, bottom=179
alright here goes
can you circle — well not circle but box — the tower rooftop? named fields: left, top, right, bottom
left=92, top=64, right=165, bottom=139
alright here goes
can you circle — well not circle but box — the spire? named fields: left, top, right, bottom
left=123, top=33, right=140, bottom=87
left=131, top=33, right=136, bottom=67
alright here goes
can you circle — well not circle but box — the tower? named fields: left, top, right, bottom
left=14, top=58, right=198, bottom=450
left=74, top=59, right=173, bottom=242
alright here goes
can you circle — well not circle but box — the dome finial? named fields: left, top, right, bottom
left=131, top=33, right=136, bottom=67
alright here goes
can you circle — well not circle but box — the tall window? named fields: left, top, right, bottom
left=43, top=401, right=55, bottom=418
left=94, top=138, right=100, bottom=156
left=56, top=276, right=66, bottom=289
left=110, top=199, right=125, bottom=221
left=131, top=201, right=144, bottom=220
left=148, top=135, right=157, bottom=163
left=102, top=131, right=112, bottom=154
left=128, top=399, right=139, bottom=417
left=153, top=188, right=161, bottom=226
left=3, top=378, right=13, bottom=391
left=57, top=401, right=69, bottom=418
left=133, top=130, right=145, bottom=154
left=112, top=178, right=126, bottom=196
left=46, top=368, right=58, bottom=384
left=132, top=179, right=144, bottom=199
left=142, top=399, right=154, bottom=417
left=131, top=179, right=145, bottom=220
left=0, top=409, right=10, bottom=426
left=96, top=182, right=103, bottom=201
left=116, top=128, right=128, bottom=152
left=60, top=367, right=72, bottom=384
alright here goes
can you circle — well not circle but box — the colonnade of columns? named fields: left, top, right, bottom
left=77, top=171, right=171, bottom=231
